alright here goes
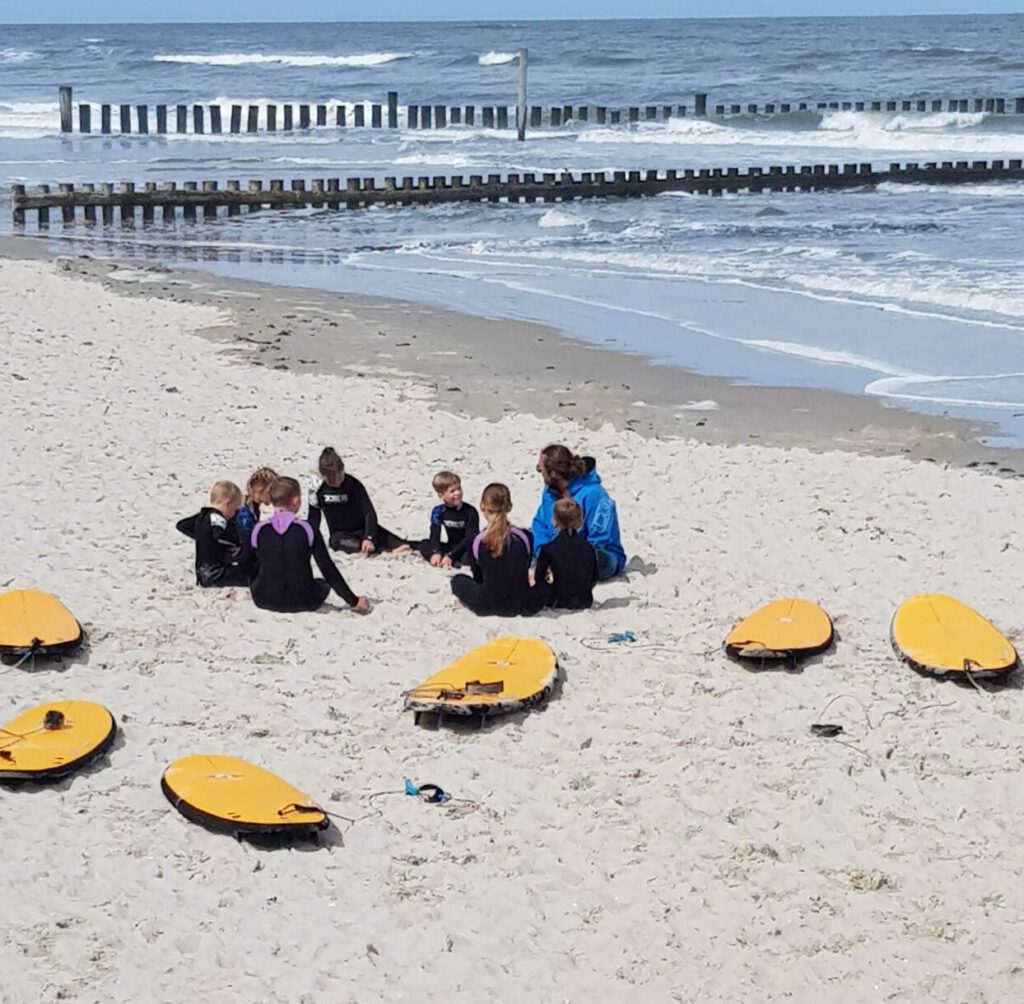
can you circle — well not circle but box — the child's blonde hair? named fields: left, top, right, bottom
left=479, top=483, right=513, bottom=558
left=210, top=480, right=243, bottom=507
left=269, top=476, right=302, bottom=508
left=246, top=467, right=278, bottom=504
left=432, top=470, right=461, bottom=494
left=553, top=498, right=583, bottom=531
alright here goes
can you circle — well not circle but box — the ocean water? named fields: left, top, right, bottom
left=2, top=17, right=1024, bottom=441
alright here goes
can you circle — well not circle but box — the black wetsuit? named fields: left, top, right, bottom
left=249, top=511, right=359, bottom=612
left=417, top=502, right=480, bottom=566
left=450, top=527, right=542, bottom=617
left=308, top=476, right=405, bottom=553
left=176, top=507, right=250, bottom=588
left=534, top=530, right=599, bottom=610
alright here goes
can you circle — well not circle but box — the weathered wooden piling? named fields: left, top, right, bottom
left=248, top=105, right=259, bottom=133
left=268, top=105, right=278, bottom=131
left=695, top=93, right=707, bottom=117
left=419, top=105, right=430, bottom=128
left=59, top=86, right=73, bottom=133
left=210, top=106, right=222, bottom=134
left=497, top=106, right=509, bottom=129
left=230, top=105, right=242, bottom=133
left=193, top=105, right=204, bottom=134
left=336, top=105, right=346, bottom=127
left=408, top=105, right=419, bottom=128
left=120, top=104, right=131, bottom=133
left=388, top=91, right=398, bottom=128
left=79, top=104, right=91, bottom=134
left=137, top=104, right=149, bottom=134
left=482, top=107, right=495, bottom=128
left=517, top=49, right=528, bottom=141
left=176, top=105, right=187, bottom=133
left=283, top=106, right=293, bottom=131
left=354, top=105, right=366, bottom=127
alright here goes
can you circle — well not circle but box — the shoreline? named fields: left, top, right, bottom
left=2, top=234, right=1021, bottom=474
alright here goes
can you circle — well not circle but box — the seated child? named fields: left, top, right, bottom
left=175, top=480, right=250, bottom=588
left=250, top=476, right=370, bottom=614
left=416, top=470, right=480, bottom=568
left=533, top=498, right=599, bottom=610
left=235, top=466, right=279, bottom=573
left=308, top=447, right=406, bottom=555
left=450, top=484, right=541, bottom=617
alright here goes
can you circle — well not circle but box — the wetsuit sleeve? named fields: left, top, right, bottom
left=427, top=505, right=444, bottom=555
left=451, top=506, right=481, bottom=564
left=307, top=488, right=323, bottom=535
left=357, top=482, right=380, bottom=544
left=535, top=545, right=553, bottom=585
left=311, top=526, right=358, bottom=606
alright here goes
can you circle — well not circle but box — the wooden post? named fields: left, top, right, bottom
left=58, top=183, right=75, bottom=224
left=82, top=183, right=96, bottom=223
left=193, top=105, right=204, bottom=134
left=248, top=180, right=262, bottom=213
left=1017, top=98, right=1024, bottom=114
left=183, top=181, right=197, bottom=220
left=203, top=181, right=218, bottom=219
left=268, top=105, right=277, bottom=131
left=137, top=105, right=149, bottom=134
left=517, top=48, right=528, bottom=141
left=37, top=184, right=51, bottom=227
left=230, top=105, right=242, bottom=133
left=160, top=182, right=176, bottom=221
left=283, top=106, right=293, bottom=130
left=143, top=181, right=156, bottom=222
left=176, top=105, right=187, bottom=133
left=388, top=91, right=398, bottom=128
left=434, top=105, right=446, bottom=128
left=156, top=104, right=167, bottom=133
left=372, top=104, right=382, bottom=127
left=497, top=106, right=508, bottom=129
left=100, top=104, right=111, bottom=134
left=317, top=104, right=327, bottom=126
left=210, top=105, right=222, bottom=134
left=465, top=105, right=475, bottom=125
left=531, top=105, right=542, bottom=127
left=119, top=182, right=135, bottom=224
left=335, top=105, right=346, bottom=127
left=247, top=106, right=259, bottom=132
left=451, top=106, right=462, bottom=124
left=299, top=104, right=311, bottom=129
left=695, top=93, right=707, bottom=117
left=120, top=104, right=131, bottom=133
left=269, top=179, right=284, bottom=208
left=59, top=86, right=73, bottom=133
left=482, top=107, right=494, bottom=128
left=11, top=184, right=25, bottom=227
left=354, top=105, right=365, bottom=127
left=79, top=104, right=91, bottom=133
left=407, top=105, right=419, bottom=128
left=100, top=183, right=113, bottom=224
left=419, top=105, right=430, bottom=128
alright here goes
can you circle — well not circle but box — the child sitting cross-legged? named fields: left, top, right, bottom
left=416, top=470, right=479, bottom=568
left=532, top=498, right=599, bottom=610
left=175, top=480, right=250, bottom=588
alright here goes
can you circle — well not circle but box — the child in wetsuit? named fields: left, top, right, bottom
left=250, top=476, right=370, bottom=614
left=307, top=447, right=406, bottom=555
left=176, top=480, right=250, bottom=588
left=450, top=484, right=540, bottom=617
left=533, top=499, right=599, bottom=610
left=416, top=471, right=480, bottom=568
left=234, top=466, right=279, bottom=574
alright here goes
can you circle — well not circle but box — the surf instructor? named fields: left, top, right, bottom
left=532, top=444, right=626, bottom=581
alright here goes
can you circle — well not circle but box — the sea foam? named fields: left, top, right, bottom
left=154, top=52, right=412, bottom=68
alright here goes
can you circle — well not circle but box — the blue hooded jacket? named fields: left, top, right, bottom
left=531, top=464, right=626, bottom=574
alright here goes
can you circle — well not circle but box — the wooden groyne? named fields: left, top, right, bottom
left=56, top=86, right=1024, bottom=136
left=12, top=159, right=1024, bottom=225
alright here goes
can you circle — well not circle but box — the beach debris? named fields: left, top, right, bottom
left=810, top=723, right=845, bottom=738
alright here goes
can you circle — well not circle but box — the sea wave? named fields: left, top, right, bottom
left=153, top=51, right=412, bottom=68
left=0, top=100, right=59, bottom=138
left=0, top=48, right=37, bottom=63
left=478, top=51, right=517, bottom=66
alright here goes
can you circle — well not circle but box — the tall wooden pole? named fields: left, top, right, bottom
left=517, top=49, right=528, bottom=141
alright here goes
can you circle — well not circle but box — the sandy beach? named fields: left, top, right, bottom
left=3, top=245, right=1024, bottom=1003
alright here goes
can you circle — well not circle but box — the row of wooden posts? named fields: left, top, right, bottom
left=12, top=159, right=1024, bottom=225
left=57, top=87, right=1024, bottom=136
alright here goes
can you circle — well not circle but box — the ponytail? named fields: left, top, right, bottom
left=479, top=483, right=513, bottom=558
left=540, top=444, right=587, bottom=487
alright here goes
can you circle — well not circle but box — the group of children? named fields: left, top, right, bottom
left=178, top=445, right=613, bottom=618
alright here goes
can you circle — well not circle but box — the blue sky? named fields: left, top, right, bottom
left=2, top=0, right=1021, bottom=21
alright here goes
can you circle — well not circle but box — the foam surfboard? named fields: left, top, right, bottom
left=891, top=594, right=1018, bottom=679
left=0, top=701, right=116, bottom=782
left=0, top=589, right=83, bottom=661
left=725, top=598, right=834, bottom=663
left=405, top=636, right=558, bottom=723
left=161, top=755, right=329, bottom=836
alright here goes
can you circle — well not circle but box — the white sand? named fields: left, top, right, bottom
left=2, top=256, right=1024, bottom=1003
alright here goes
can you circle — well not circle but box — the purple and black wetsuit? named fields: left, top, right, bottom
left=450, top=526, right=543, bottom=617
left=250, top=510, right=359, bottom=612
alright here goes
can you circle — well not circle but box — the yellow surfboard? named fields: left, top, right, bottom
left=161, top=755, right=329, bottom=836
left=405, top=636, right=558, bottom=724
left=891, top=594, right=1018, bottom=679
left=725, top=598, right=834, bottom=663
left=0, top=701, right=116, bottom=782
left=0, top=589, right=83, bottom=660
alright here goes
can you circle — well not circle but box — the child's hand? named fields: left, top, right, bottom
left=352, top=596, right=371, bottom=614
left=429, top=552, right=443, bottom=567
left=440, top=556, right=452, bottom=569
left=361, top=539, right=376, bottom=555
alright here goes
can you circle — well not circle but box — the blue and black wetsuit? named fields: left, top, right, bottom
left=250, top=510, right=359, bottom=612
left=176, top=507, right=250, bottom=588
left=308, top=476, right=406, bottom=553
left=416, top=502, right=480, bottom=566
